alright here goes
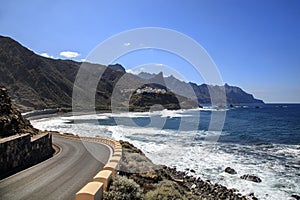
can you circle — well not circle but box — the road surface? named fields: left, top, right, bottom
left=0, top=135, right=111, bottom=200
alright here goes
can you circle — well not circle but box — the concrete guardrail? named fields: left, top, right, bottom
left=52, top=133, right=122, bottom=200
left=93, top=170, right=112, bottom=191
left=75, top=182, right=103, bottom=200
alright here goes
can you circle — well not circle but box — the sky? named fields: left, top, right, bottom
left=0, top=0, right=300, bottom=103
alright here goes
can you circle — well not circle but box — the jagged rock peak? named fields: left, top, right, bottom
left=108, top=63, right=126, bottom=73
left=147, top=72, right=167, bottom=90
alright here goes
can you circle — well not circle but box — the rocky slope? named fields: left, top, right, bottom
left=0, top=36, right=129, bottom=111
left=0, top=35, right=263, bottom=112
left=0, top=86, right=38, bottom=138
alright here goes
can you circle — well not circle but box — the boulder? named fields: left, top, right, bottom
left=291, top=194, right=300, bottom=200
left=225, top=167, right=237, bottom=175
left=240, top=174, right=262, bottom=183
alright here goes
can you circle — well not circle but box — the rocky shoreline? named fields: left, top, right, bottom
left=105, top=140, right=259, bottom=200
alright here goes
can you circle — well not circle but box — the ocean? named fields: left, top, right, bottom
left=31, top=104, right=300, bottom=200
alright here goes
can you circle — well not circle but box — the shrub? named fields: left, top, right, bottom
left=104, top=175, right=143, bottom=200
left=144, top=180, right=185, bottom=200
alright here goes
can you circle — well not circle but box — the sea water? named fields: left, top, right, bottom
left=31, top=104, right=300, bottom=200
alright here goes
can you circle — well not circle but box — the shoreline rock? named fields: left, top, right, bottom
left=240, top=174, right=262, bottom=183
left=225, top=167, right=237, bottom=175
left=105, top=140, right=255, bottom=200
left=291, top=194, right=300, bottom=200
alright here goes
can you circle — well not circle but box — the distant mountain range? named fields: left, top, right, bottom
left=138, top=72, right=264, bottom=105
left=0, top=36, right=263, bottom=112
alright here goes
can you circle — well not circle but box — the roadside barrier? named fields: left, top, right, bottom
left=75, top=182, right=103, bottom=200
left=103, top=161, right=119, bottom=178
left=52, top=133, right=122, bottom=200
left=93, top=170, right=112, bottom=191
left=109, top=155, right=122, bottom=163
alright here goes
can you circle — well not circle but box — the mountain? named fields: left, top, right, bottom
left=140, top=72, right=264, bottom=104
left=137, top=72, right=157, bottom=80
left=0, top=36, right=186, bottom=112
left=0, top=36, right=79, bottom=111
left=108, top=63, right=126, bottom=73
left=0, top=36, right=263, bottom=112
left=0, top=36, right=133, bottom=111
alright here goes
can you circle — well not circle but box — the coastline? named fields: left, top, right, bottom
left=27, top=110, right=251, bottom=199
left=107, top=140, right=253, bottom=200
left=24, top=109, right=122, bottom=121
left=29, top=107, right=300, bottom=200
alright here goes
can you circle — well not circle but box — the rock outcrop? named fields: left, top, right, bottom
left=0, top=87, right=38, bottom=138
left=108, top=63, right=126, bottom=74
left=129, top=89, right=199, bottom=112
left=240, top=174, right=262, bottom=183
left=225, top=167, right=237, bottom=175
left=291, top=194, right=300, bottom=200
left=0, top=86, right=53, bottom=179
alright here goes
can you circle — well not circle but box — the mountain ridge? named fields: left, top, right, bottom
left=139, top=72, right=264, bottom=104
left=0, top=36, right=264, bottom=112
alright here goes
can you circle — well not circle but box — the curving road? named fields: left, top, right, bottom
left=0, top=135, right=111, bottom=200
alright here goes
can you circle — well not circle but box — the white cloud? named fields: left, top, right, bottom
left=81, top=58, right=86, bottom=62
left=126, top=67, right=145, bottom=75
left=60, top=51, right=80, bottom=58
left=40, top=52, right=52, bottom=58
left=126, top=69, right=136, bottom=74
left=124, top=42, right=131, bottom=46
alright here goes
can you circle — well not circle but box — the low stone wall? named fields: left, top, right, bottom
left=0, top=132, right=53, bottom=179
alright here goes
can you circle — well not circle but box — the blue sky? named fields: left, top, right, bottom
left=1, top=0, right=300, bottom=103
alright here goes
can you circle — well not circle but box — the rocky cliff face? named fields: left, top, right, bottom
left=0, top=87, right=38, bottom=138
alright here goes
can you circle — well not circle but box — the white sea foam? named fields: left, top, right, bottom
left=97, top=109, right=195, bottom=119
left=200, top=106, right=229, bottom=111
left=61, top=114, right=109, bottom=120
left=31, top=113, right=300, bottom=200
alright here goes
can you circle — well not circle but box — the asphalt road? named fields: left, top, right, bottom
left=0, top=135, right=111, bottom=200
